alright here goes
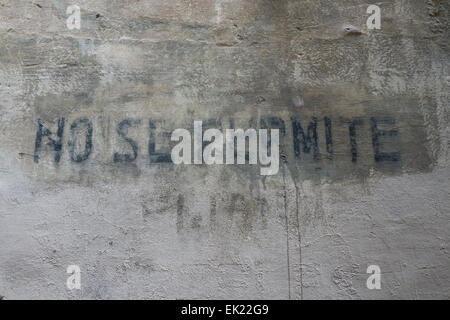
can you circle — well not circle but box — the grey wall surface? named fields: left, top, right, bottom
left=0, top=0, right=448, bottom=299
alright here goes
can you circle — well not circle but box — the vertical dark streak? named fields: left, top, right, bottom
left=349, top=121, right=358, bottom=163
left=282, top=165, right=291, bottom=300
left=177, top=194, right=184, bottom=232
left=286, top=164, right=304, bottom=300
left=293, top=179, right=304, bottom=300
left=324, top=117, right=333, bottom=158
left=209, top=195, right=216, bottom=226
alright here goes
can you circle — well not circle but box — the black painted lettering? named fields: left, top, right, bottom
left=324, top=117, right=333, bottom=158
left=292, top=117, right=318, bottom=160
left=69, top=118, right=93, bottom=163
left=348, top=119, right=363, bottom=163
left=113, top=119, right=141, bottom=163
left=33, top=118, right=65, bottom=164
left=371, top=117, right=401, bottom=162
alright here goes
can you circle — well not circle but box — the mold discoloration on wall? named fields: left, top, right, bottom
left=0, top=0, right=449, bottom=299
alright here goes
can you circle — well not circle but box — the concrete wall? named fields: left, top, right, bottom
left=0, top=0, right=448, bottom=299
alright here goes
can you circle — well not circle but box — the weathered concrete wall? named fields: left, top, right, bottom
left=0, top=0, right=448, bottom=299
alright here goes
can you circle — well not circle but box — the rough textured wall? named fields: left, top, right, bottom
left=0, top=0, right=448, bottom=299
